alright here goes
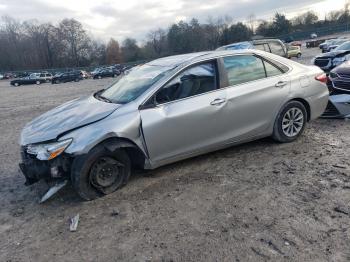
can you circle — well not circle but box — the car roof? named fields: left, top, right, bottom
left=147, top=50, right=258, bottom=68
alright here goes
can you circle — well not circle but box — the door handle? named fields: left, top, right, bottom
left=210, top=98, right=226, bottom=106
left=275, top=81, right=287, bottom=88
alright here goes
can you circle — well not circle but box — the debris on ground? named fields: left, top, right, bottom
left=111, top=210, right=119, bottom=217
left=69, top=214, right=80, bottom=232
left=333, top=206, right=349, bottom=215
left=40, top=180, right=68, bottom=203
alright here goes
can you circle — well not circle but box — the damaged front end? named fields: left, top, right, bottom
left=19, top=139, right=73, bottom=185
left=321, top=94, right=350, bottom=119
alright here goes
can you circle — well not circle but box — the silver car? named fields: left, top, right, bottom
left=19, top=50, right=329, bottom=200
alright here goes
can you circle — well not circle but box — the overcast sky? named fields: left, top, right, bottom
left=0, top=0, right=346, bottom=42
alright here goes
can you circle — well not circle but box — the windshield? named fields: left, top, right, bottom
left=100, top=64, right=173, bottom=104
left=335, top=41, right=350, bottom=51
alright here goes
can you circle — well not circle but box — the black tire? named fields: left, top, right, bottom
left=98, top=75, right=102, bottom=79
left=297, top=53, right=301, bottom=58
left=74, top=78, right=79, bottom=82
left=55, top=79, right=60, bottom=84
left=14, top=82, right=20, bottom=87
left=36, top=80, right=41, bottom=85
left=71, top=144, right=131, bottom=200
left=272, top=101, right=307, bottom=143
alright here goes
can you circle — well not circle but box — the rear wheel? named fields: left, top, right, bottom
left=14, top=82, right=19, bottom=87
left=36, top=80, right=41, bottom=85
left=55, top=79, right=60, bottom=84
left=297, top=53, right=301, bottom=58
left=272, top=101, right=307, bottom=143
left=98, top=75, right=102, bottom=79
left=74, top=78, right=79, bottom=82
left=71, top=144, right=131, bottom=200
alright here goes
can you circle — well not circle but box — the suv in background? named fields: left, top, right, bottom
left=216, top=39, right=287, bottom=58
left=52, top=71, right=82, bottom=84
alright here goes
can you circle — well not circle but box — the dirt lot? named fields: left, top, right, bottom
left=1, top=48, right=350, bottom=262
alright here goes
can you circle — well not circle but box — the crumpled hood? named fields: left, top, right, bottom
left=316, top=50, right=350, bottom=58
left=21, top=95, right=121, bottom=145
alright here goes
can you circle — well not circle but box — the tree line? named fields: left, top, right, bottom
left=0, top=3, right=350, bottom=71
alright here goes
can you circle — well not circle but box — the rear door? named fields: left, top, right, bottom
left=218, top=54, right=291, bottom=141
left=139, top=60, right=229, bottom=165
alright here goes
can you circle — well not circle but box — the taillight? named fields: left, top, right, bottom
left=315, top=73, right=328, bottom=84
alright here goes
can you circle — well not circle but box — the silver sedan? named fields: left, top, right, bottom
left=19, top=50, right=329, bottom=200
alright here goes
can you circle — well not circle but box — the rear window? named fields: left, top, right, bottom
left=223, top=55, right=266, bottom=86
left=264, top=61, right=283, bottom=77
left=223, top=55, right=286, bottom=86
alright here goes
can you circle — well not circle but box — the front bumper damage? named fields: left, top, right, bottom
left=321, top=94, right=350, bottom=119
left=19, top=146, right=72, bottom=185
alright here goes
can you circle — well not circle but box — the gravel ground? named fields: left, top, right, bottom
left=1, top=48, right=350, bottom=262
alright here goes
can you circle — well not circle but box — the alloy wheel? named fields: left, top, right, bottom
left=282, top=107, right=304, bottom=137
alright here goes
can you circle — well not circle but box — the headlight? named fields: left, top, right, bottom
left=333, top=56, right=346, bottom=66
left=27, top=138, right=72, bottom=160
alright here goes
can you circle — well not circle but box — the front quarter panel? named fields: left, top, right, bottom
left=61, top=104, right=146, bottom=156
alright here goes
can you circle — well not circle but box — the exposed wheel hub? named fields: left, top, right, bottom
left=90, top=157, right=122, bottom=188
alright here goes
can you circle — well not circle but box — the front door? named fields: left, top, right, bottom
left=140, top=61, right=228, bottom=165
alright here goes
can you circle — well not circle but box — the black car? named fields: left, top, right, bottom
left=52, top=71, right=82, bottom=84
left=10, top=73, right=46, bottom=86
left=93, top=68, right=120, bottom=79
left=313, top=41, right=350, bottom=71
left=327, top=61, right=350, bottom=95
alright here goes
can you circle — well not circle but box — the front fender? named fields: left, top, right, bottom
left=60, top=109, right=147, bottom=157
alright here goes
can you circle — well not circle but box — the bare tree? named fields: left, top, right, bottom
left=106, top=38, right=122, bottom=64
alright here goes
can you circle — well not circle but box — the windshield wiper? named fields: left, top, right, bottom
left=95, top=92, right=113, bottom=103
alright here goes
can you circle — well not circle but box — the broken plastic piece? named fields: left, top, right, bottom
left=70, top=214, right=80, bottom=232
left=40, top=180, right=68, bottom=203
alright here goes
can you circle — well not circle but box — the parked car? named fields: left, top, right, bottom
left=319, top=39, right=337, bottom=53
left=217, top=39, right=288, bottom=58
left=93, top=68, right=120, bottom=79
left=51, top=71, right=82, bottom=84
left=290, top=41, right=302, bottom=47
left=91, top=68, right=101, bottom=76
left=327, top=61, right=350, bottom=95
left=80, top=70, right=90, bottom=79
left=313, top=41, right=350, bottom=71
left=311, top=33, right=318, bottom=39
left=288, top=46, right=302, bottom=59
left=10, top=73, right=47, bottom=86
left=3, top=72, right=15, bottom=79
left=19, top=50, right=328, bottom=200
left=327, top=39, right=349, bottom=52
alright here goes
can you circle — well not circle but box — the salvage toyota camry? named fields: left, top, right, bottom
left=20, top=50, right=329, bottom=200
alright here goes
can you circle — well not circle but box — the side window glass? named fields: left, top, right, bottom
left=269, top=42, right=285, bottom=56
left=155, top=62, right=217, bottom=104
left=254, top=44, right=265, bottom=51
left=223, top=55, right=266, bottom=86
left=264, top=61, right=283, bottom=77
